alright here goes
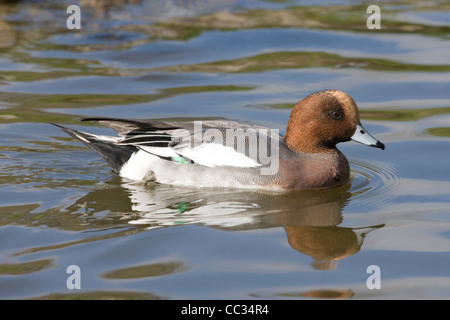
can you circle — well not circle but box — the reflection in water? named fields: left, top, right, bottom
left=0, top=259, right=54, bottom=276
left=101, top=261, right=189, bottom=279
left=0, top=159, right=387, bottom=276
left=65, top=178, right=384, bottom=270
left=32, top=290, right=163, bottom=300
left=277, top=288, right=355, bottom=299
left=123, top=181, right=351, bottom=229
left=285, top=225, right=383, bottom=270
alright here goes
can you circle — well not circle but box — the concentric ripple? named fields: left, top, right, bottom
left=349, top=157, right=405, bottom=207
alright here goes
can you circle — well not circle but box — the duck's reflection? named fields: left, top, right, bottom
left=69, top=179, right=384, bottom=269
left=284, top=225, right=382, bottom=270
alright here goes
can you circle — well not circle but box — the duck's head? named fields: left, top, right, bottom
left=284, top=89, right=385, bottom=153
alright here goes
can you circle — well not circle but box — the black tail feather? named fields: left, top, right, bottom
left=51, top=123, right=136, bottom=175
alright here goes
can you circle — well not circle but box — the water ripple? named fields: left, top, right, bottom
left=349, top=157, right=405, bottom=207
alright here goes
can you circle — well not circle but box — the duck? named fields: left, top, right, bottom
left=53, top=89, right=384, bottom=190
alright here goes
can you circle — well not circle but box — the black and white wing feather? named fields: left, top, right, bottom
left=82, top=117, right=277, bottom=168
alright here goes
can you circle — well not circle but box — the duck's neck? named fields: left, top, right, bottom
left=284, top=127, right=337, bottom=154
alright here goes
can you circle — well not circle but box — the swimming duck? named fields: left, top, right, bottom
left=54, top=89, right=384, bottom=190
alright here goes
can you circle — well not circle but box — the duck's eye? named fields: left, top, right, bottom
left=330, top=110, right=342, bottom=120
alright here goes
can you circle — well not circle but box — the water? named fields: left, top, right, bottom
left=1, top=0, right=450, bottom=300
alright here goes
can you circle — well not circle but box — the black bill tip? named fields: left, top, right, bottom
left=372, top=140, right=385, bottom=150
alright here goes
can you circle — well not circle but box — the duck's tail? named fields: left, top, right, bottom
left=52, top=123, right=136, bottom=175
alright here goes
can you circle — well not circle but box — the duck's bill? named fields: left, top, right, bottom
left=351, top=124, right=385, bottom=150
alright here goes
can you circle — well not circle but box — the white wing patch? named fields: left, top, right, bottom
left=138, top=143, right=261, bottom=168
left=176, top=143, right=261, bottom=168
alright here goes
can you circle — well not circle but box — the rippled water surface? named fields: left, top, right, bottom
left=1, top=0, right=450, bottom=300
